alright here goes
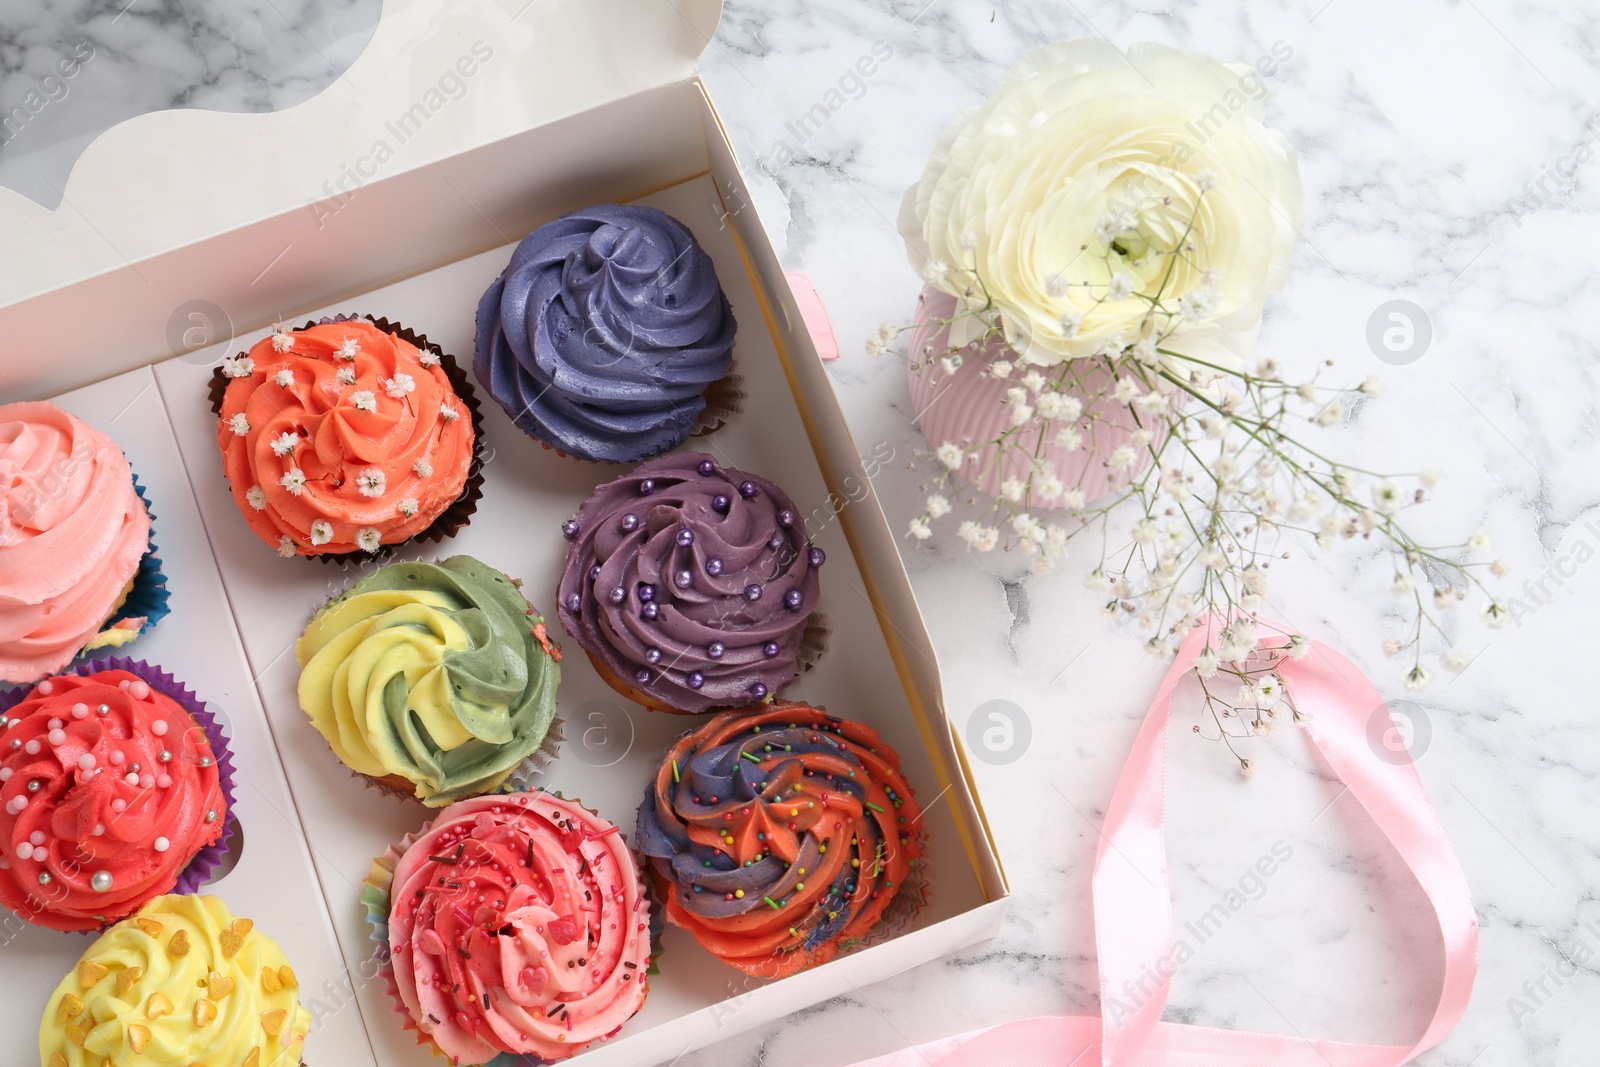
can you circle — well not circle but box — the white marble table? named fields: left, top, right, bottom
left=2, top=2, right=1595, bottom=1065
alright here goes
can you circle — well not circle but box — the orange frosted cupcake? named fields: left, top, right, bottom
left=211, top=316, right=483, bottom=560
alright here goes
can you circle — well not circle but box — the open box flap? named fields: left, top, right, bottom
left=0, top=0, right=721, bottom=308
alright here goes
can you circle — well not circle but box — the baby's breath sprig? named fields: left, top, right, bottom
left=881, top=193, right=1506, bottom=772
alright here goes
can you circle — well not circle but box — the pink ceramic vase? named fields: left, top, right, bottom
left=906, top=286, right=1153, bottom=505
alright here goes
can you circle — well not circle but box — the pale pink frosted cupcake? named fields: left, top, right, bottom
left=906, top=286, right=1155, bottom=504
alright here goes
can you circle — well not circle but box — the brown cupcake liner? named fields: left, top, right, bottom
left=798, top=611, right=829, bottom=675
left=208, top=314, right=487, bottom=566
left=691, top=365, right=745, bottom=439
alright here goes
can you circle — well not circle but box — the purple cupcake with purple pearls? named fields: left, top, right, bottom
left=557, top=452, right=824, bottom=713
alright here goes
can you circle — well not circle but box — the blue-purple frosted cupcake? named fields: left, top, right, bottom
left=473, top=204, right=738, bottom=463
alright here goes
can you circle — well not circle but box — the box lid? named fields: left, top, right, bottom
left=0, top=0, right=721, bottom=308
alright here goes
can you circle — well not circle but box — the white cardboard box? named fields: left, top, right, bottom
left=0, top=3, right=1007, bottom=1064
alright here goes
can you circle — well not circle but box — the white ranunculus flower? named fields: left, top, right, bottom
left=901, top=40, right=1305, bottom=370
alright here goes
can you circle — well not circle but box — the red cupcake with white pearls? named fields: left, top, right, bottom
left=0, top=659, right=235, bottom=932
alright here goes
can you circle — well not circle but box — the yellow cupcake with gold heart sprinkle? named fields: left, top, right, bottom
left=39, top=894, right=309, bottom=1066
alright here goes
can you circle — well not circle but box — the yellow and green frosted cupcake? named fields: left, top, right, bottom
left=295, top=555, right=562, bottom=806
left=39, top=893, right=309, bottom=1066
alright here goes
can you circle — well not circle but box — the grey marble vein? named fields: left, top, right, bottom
left=0, top=0, right=1595, bottom=1064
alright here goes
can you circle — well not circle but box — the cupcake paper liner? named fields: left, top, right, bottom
left=798, top=611, right=829, bottom=676
left=691, top=366, right=745, bottom=440
left=78, top=471, right=171, bottom=660
left=361, top=791, right=655, bottom=1066
left=208, top=314, right=487, bottom=566
left=0, top=656, right=239, bottom=930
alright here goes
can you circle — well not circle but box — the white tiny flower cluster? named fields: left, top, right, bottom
left=893, top=185, right=1500, bottom=764
left=865, top=322, right=896, bottom=358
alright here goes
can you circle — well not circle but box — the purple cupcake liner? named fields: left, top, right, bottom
left=0, top=656, right=239, bottom=921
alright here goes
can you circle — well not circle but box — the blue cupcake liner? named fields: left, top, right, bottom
left=110, top=472, right=172, bottom=635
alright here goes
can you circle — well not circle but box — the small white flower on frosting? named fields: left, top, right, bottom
left=279, top=467, right=306, bottom=496
left=936, top=442, right=964, bottom=469
left=413, top=458, right=433, bottom=477
left=245, top=486, right=267, bottom=511
left=385, top=373, right=415, bottom=399
left=418, top=350, right=441, bottom=367
left=926, top=494, right=951, bottom=518
left=336, top=367, right=356, bottom=385
left=271, top=332, right=294, bottom=353
left=228, top=413, right=250, bottom=436
left=276, top=535, right=297, bottom=558
left=907, top=517, right=932, bottom=540
left=440, top=405, right=460, bottom=421
left=356, top=468, right=386, bottom=497
left=274, top=368, right=294, bottom=388
left=270, top=432, right=298, bottom=456
left=308, top=519, right=333, bottom=546
left=398, top=498, right=419, bottom=518
left=350, top=390, right=377, bottom=412
left=220, top=355, right=254, bottom=378
left=356, top=527, right=382, bottom=553
left=336, top=338, right=359, bottom=360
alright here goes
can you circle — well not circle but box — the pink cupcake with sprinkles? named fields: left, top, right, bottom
left=0, top=659, right=234, bottom=932
left=363, top=791, right=652, bottom=1061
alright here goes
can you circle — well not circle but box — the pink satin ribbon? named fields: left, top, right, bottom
left=787, top=272, right=840, bottom=361
left=852, top=622, right=1477, bottom=1067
